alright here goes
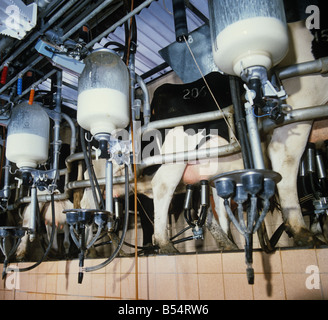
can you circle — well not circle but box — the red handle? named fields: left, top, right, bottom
left=0, top=66, right=8, bottom=85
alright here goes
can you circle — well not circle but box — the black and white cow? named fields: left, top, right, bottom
left=148, top=72, right=242, bottom=252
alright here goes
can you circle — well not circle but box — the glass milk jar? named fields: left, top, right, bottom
left=6, top=102, right=50, bottom=169
left=77, top=48, right=130, bottom=137
left=208, top=0, right=289, bottom=76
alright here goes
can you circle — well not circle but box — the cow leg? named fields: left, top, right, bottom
left=206, top=206, right=238, bottom=250
left=48, top=225, right=58, bottom=251
left=16, top=207, right=30, bottom=261
left=85, top=224, right=98, bottom=258
left=16, top=233, right=28, bottom=261
left=151, top=163, right=187, bottom=253
left=134, top=194, right=154, bottom=247
left=211, top=187, right=230, bottom=235
left=208, top=188, right=238, bottom=250
left=268, top=122, right=319, bottom=246
left=73, top=161, right=84, bottom=209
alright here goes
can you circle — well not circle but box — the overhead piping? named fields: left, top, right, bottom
left=0, top=0, right=80, bottom=73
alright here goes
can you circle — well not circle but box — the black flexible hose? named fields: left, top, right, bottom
left=80, top=127, right=100, bottom=210
left=103, top=41, right=126, bottom=51
left=229, top=76, right=254, bottom=169
left=184, top=209, right=195, bottom=227
left=9, top=193, right=56, bottom=273
left=308, top=172, right=320, bottom=200
left=86, top=132, right=105, bottom=210
left=84, top=164, right=130, bottom=273
left=198, top=205, right=207, bottom=227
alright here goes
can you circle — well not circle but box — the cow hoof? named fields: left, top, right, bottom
left=291, top=227, right=325, bottom=247
left=143, top=243, right=157, bottom=255
left=217, top=241, right=239, bottom=251
left=86, top=247, right=99, bottom=259
left=15, top=254, right=25, bottom=262
left=159, top=242, right=179, bottom=254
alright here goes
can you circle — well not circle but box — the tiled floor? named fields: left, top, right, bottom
left=0, top=247, right=327, bottom=300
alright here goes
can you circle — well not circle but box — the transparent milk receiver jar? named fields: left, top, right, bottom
left=77, top=48, right=130, bottom=137
left=208, top=0, right=289, bottom=77
left=6, top=102, right=50, bottom=169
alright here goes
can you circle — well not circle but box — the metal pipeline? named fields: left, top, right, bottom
left=141, top=105, right=234, bottom=134
left=0, top=0, right=80, bottom=73
left=29, top=186, right=38, bottom=242
left=0, top=56, right=44, bottom=95
left=61, top=113, right=77, bottom=155
left=3, top=159, right=11, bottom=200
left=86, top=0, right=156, bottom=49
left=0, top=0, right=116, bottom=95
left=56, top=0, right=93, bottom=29
left=52, top=71, right=63, bottom=186
left=245, top=103, right=265, bottom=170
left=105, top=160, right=114, bottom=213
left=136, top=74, right=151, bottom=126
left=278, top=56, right=328, bottom=80
left=14, top=70, right=57, bottom=102
left=139, top=142, right=241, bottom=169
left=262, top=105, right=328, bottom=133
left=59, top=0, right=116, bottom=43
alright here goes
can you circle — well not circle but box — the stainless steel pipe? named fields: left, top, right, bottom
left=0, top=0, right=80, bottom=73
left=139, top=142, right=241, bottom=169
left=141, top=105, right=234, bottom=134
left=105, top=160, right=114, bottom=213
left=86, top=0, right=156, bottom=49
left=278, top=57, right=328, bottom=80
left=262, top=105, right=328, bottom=133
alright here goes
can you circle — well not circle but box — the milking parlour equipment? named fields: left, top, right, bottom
left=206, top=0, right=293, bottom=284
left=180, top=181, right=210, bottom=243
left=63, top=42, right=135, bottom=283
left=297, top=142, right=328, bottom=238
left=0, top=70, right=65, bottom=277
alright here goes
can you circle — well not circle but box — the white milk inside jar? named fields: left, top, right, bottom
left=208, top=0, right=289, bottom=76
left=77, top=87, right=129, bottom=136
left=77, top=49, right=130, bottom=136
left=213, top=17, right=289, bottom=76
left=6, top=133, right=49, bottom=168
